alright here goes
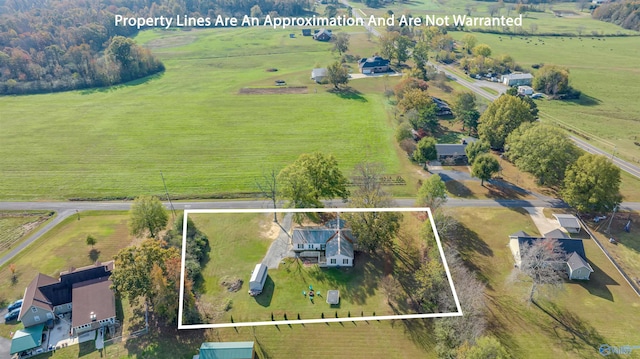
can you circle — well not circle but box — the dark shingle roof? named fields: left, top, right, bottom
left=543, top=229, right=568, bottom=239
left=71, top=277, right=116, bottom=329
left=517, top=237, right=586, bottom=259
left=436, top=144, right=467, bottom=157
left=509, top=230, right=531, bottom=238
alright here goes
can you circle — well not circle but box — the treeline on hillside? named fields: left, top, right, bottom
left=593, top=1, right=640, bottom=31
left=0, top=0, right=311, bottom=95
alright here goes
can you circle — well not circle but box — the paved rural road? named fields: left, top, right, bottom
left=2, top=198, right=640, bottom=269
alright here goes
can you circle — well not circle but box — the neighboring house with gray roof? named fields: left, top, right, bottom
left=501, top=73, right=533, bottom=86
left=311, top=68, right=328, bottom=83
left=292, top=220, right=355, bottom=267
left=508, top=232, right=593, bottom=280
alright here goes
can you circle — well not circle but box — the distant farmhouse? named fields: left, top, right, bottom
left=509, top=231, right=594, bottom=280
left=517, top=85, right=534, bottom=96
left=292, top=219, right=355, bottom=267
left=501, top=73, right=534, bottom=87
left=358, top=56, right=391, bottom=74
left=313, top=28, right=332, bottom=41
left=432, top=96, right=453, bottom=116
left=302, top=29, right=312, bottom=36
left=11, top=261, right=117, bottom=355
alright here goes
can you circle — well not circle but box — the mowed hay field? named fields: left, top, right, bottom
left=0, top=27, right=401, bottom=200
left=449, top=32, right=640, bottom=164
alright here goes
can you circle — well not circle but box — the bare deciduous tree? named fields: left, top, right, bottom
left=518, top=238, right=566, bottom=302
left=256, top=168, right=279, bottom=223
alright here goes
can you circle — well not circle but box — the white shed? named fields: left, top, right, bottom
left=248, top=263, right=268, bottom=296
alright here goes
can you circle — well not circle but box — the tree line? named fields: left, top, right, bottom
left=0, top=0, right=311, bottom=94
left=593, top=1, right=640, bottom=32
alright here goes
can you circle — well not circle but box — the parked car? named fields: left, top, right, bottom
left=531, top=93, right=544, bottom=99
left=4, top=308, right=20, bottom=322
left=8, top=299, right=23, bottom=311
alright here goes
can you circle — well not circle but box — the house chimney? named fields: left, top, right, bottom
left=69, top=266, right=75, bottom=273
left=90, top=312, right=97, bottom=321
left=94, top=261, right=101, bottom=267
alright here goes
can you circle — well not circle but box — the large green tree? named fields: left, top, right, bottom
left=346, top=162, right=401, bottom=253
left=465, top=140, right=490, bottom=165
left=417, top=174, right=447, bottom=210
left=326, top=61, right=349, bottom=90
left=110, top=239, right=180, bottom=304
left=477, top=94, right=535, bottom=150
left=533, top=64, right=570, bottom=97
left=278, top=152, right=349, bottom=208
left=505, top=123, right=581, bottom=186
left=332, top=32, right=350, bottom=55
left=452, top=92, right=480, bottom=135
left=413, top=136, right=438, bottom=167
left=129, top=195, right=169, bottom=238
left=471, top=154, right=500, bottom=186
left=562, top=154, right=622, bottom=213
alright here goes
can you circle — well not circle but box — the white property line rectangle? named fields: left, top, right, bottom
left=178, top=207, right=462, bottom=329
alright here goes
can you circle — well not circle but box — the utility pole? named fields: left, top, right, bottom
left=160, top=172, right=176, bottom=220
left=605, top=205, right=617, bottom=235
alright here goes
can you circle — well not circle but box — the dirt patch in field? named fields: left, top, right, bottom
left=221, top=279, right=244, bottom=292
left=261, top=220, right=280, bottom=240
left=238, top=86, right=308, bottom=95
left=145, top=34, right=197, bottom=49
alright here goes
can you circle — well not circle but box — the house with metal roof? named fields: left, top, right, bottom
left=553, top=214, right=581, bottom=233
left=501, top=73, right=533, bottom=86
left=9, top=323, right=44, bottom=356
left=292, top=218, right=355, bottom=267
left=195, top=341, right=255, bottom=359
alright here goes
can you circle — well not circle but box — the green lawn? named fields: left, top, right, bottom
left=0, top=211, right=54, bottom=258
left=190, top=211, right=451, bottom=325
left=450, top=207, right=640, bottom=358
left=0, top=27, right=403, bottom=201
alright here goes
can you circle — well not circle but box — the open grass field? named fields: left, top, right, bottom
left=0, top=27, right=405, bottom=201
left=190, top=211, right=452, bottom=325
left=450, top=207, right=640, bottom=358
left=359, top=0, right=638, bottom=36
left=448, top=32, right=640, bottom=165
left=0, top=210, right=54, bottom=258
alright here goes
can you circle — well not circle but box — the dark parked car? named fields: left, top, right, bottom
left=4, top=308, right=21, bottom=322
left=8, top=299, right=23, bottom=311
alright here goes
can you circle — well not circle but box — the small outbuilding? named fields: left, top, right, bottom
left=311, top=68, right=328, bottom=83
left=302, top=29, right=312, bottom=36
left=326, top=290, right=340, bottom=305
left=567, top=252, right=594, bottom=280
left=248, top=263, right=268, bottom=296
left=196, top=341, right=255, bottom=359
left=554, top=214, right=582, bottom=233
left=518, top=85, right=534, bottom=96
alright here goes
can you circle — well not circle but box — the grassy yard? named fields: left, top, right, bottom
left=190, top=211, right=452, bottom=325
left=0, top=211, right=54, bottom=258
left=450, top=207, right=640, bottom=358
left=0, top=211, right=133, bottom=339
left=0, top=27, right=405, bottom=201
